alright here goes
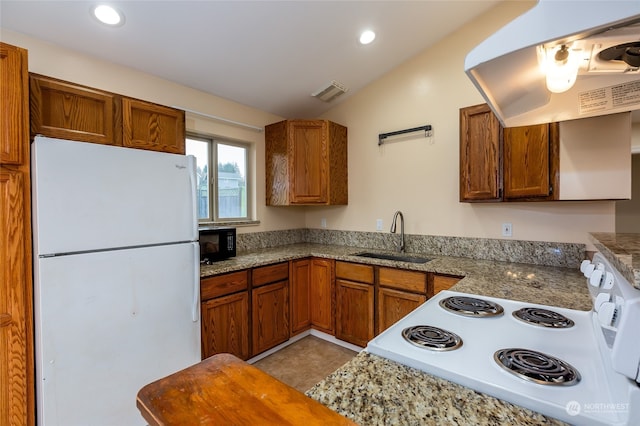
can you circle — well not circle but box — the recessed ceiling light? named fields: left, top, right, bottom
left=93, top=4, right=124, bottom=26
left=359, top=30, right=376, bottom=45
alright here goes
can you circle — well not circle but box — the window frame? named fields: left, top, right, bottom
left=186, top=132, right=252, bottom=224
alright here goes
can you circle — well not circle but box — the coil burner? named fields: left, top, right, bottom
left=494, top=348, right=581, bottom=386
left=402, top=325, right=463, bottom=351
left=439, top=296, right=504, bottom=317
left=513, top=307, right=575, bottom=329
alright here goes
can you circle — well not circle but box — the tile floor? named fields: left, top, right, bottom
left=252, top=336, right=357, bottom=392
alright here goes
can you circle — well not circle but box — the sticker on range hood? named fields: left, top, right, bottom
left=465, top=0, right=640, bottom=127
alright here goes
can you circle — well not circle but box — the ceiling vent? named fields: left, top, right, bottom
left=311, top=80, right=348, bottom=102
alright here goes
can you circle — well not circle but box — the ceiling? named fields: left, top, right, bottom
left=0, top=0, right=501, bottom=118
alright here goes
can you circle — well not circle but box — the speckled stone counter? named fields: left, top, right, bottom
left=589, top=232, right=640, bottom=289
left=201, top=243, right=592, bottom=311
left=306, top=352, right=566, bottom=426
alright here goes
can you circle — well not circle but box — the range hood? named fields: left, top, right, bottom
left=465, top=0, right=640, bottom=127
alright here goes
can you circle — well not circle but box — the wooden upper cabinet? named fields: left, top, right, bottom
left=265, top=119, right=348, bottom=206
left=503, top=123, right=558, bottom=200
left=30, top=74, right=119, bottom=146
left=29, top=74, right=185, bottom=154
left=122, top=98, right=185, bottom=154
left=459, top=104, right=502, bottom=202
left=1, top=44, right=29, bottom=165
left=460, top=103, right=559, bottom=202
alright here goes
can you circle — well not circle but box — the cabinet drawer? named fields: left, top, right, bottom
left=201, top=270, right=248, bottom=301
left=335, top=261, right=374, bottom=284
left=379, top=268, right=426, bottom=293
left=252, top=262, right=289, bottom=288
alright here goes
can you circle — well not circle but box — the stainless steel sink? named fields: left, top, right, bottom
left=353, top=252, right=431, bottom=264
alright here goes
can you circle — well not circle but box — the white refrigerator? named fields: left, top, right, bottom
left=31, top=136, right=201, bottom=425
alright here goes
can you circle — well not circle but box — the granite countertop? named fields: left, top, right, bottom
left=589, top=232, right=640, bottom=290
left=201, top=242, right=594, bottom=425
left=202, top=243, right=592, bottom=311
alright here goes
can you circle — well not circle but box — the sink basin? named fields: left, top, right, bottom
left=353, top=252, right=431, bottom=264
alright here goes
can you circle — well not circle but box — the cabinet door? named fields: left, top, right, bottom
left=335, top=279, right=374, bottom=347
left=289, top=120, right=328, bottom=204
left=290, top=259, right=311, bottom=335
left=0, top=43, right=28, bottom=165
left=310, top=258, right=334, bottom=334
left=122, top=98, right=185, bottom=154
left=201, top=292, right=249, bottom=361
left=29, top=74, right=118, bottom=146
left=252, top=281, right=289, bottom=356
left=377, top=287, right=426, bottom=334
left=1, top=168, right=33, bottom=426
left=503, top=123, right=557, bottom=199
left=459, top=104, right=502, bottom=201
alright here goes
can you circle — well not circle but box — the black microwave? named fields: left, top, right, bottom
left=199, top=227, right=236, bottom=262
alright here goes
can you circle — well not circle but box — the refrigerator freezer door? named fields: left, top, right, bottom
left=33, top=243, right=201, bottom=426
left=31, top=136, right=197, bottom=256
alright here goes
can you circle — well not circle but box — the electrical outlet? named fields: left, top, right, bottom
left=502, top=222, right=513, bottom=237
left=376, top=219, right=383, bottom=231
left=321, top=218, right=327, bottom=229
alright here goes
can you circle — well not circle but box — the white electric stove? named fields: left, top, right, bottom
left=366, top=252, right=640, bottom=425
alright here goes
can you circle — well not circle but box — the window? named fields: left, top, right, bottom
left=186, top=134, right=250, bottom=223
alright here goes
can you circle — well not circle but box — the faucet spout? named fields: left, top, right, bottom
left=390, top=210, right=405, bottom=253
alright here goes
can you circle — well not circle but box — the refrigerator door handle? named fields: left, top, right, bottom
left=187, top=155, right=198, bottom=241
left=192, top=242, right=200, bottom=322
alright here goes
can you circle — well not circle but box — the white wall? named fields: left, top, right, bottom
left=1, top=28, right=304, bottom=234
left=314, top=1, right=616, bottom=249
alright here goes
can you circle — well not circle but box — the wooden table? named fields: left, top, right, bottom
left=136, top=353, right=358, bottom=425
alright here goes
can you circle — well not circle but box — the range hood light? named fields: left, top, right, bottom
left=545, top=44, right=579, bottom=93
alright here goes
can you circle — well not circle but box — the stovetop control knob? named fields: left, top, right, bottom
left=597, top=301, right=617, bottom=328
left=602, top=271, right=615, bottom=290
left=589, top=270, right=603, bottom=287
left=580, top=259, right=591, bottom=273
left=583, top=263, right=596, bottom=278
left=594, top=292, right=611, bottom=312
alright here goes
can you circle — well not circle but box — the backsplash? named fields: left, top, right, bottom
left=236, top=229, right=585, bottom=268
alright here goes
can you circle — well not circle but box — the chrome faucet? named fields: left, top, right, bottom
left=390, top=210, right=405, bottom=253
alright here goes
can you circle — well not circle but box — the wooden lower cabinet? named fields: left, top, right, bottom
left=377, top=287, right=426, bottom=334
left=252, top=281, right=289, bottom=356
left=377, top=267, right=428, bottom=334
left=335, top=278, right=374, bottom=347
left=201, top=292, right=249, bottom=360
left=290, top=259, right=312, bottom=335
left=309, top=258, right=334, bottom=334
left=200, top=271, right=250, bottom=360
